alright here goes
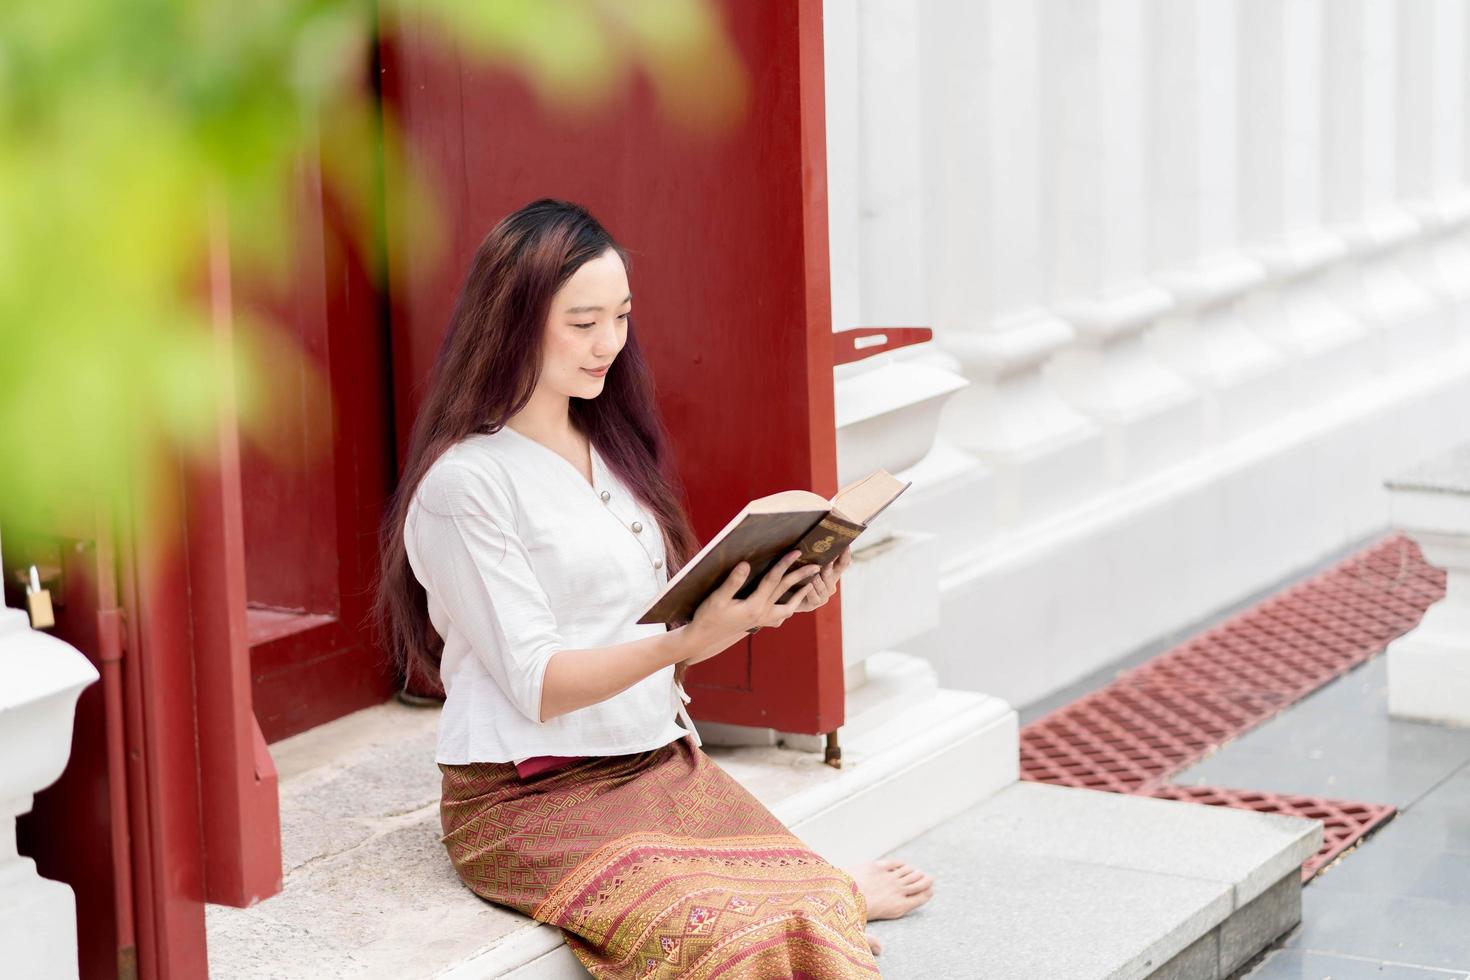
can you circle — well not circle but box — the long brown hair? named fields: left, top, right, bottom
left=373, top=198, right=700, bottom=690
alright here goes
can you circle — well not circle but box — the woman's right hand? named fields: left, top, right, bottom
left=683, top=550, right=821, bottom=660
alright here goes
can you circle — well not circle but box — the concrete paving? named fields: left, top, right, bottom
left=1170, top=654, right=1470, bottom=977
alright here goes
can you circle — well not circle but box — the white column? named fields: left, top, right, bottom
left=0, top=586, right=97, bottom=978
left=1037, top=0, right=1200, bottom=485
left=1462, top=0, right=1470, bottom=351
left=1237, top=0, right=1372, bottom=409
left=1321, top=0, right=1442, bottom=371
left=1143, top=0, right=1289, bottom=444
left=1432, top=0, right=1470, bottom=348
left=824, top=0, right=862, bottom=334
left=1397, top=0, right=1470, bottom=351
left=855, top=0, right=927, bottom=327
left=918, top=0, right=1106, bottom=529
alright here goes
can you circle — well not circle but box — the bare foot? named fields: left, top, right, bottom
left=843, top=857, right=934, bottom=956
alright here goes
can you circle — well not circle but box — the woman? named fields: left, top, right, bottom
left=375, top=198, right=933, bottom=977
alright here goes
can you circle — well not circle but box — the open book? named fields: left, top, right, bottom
left=636, top=468, right=912, bottom=626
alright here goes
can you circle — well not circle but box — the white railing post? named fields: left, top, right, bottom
left=1385, top=446, right=1470, bottom=727
left=0, top=531, right=99, bottom=980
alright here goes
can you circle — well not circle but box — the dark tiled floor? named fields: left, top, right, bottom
left=1165, top=655, right=1470, bottom=976
left=1009, top=534, right=1470, bottom=976
left=1245, top=948, right=1469, bottom=979
left=1176, top=658, right=1470, bottom=808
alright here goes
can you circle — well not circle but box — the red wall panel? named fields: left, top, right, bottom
left=379, top=0, right=845, bottom=733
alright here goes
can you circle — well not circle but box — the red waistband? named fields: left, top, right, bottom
left=514, top=754, right=584, bottom=779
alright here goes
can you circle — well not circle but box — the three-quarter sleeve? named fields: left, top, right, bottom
left=406, top=460, right=566, bottom=723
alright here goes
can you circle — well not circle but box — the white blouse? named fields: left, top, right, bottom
left=403, top=425, right=700, bottom=765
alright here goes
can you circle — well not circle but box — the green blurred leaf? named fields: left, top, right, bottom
left=0, top=0, right=744, bottom=553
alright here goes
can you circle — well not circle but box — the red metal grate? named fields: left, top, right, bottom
left=1146, top=785, right=1398, bottom=881
left=1020, top=533, right=1445, bottom=878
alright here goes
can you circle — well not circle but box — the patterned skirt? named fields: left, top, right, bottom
left=439, top=734, right=880, bottom=978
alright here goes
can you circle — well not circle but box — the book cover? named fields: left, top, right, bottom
left=636, top=468, right=911, bottom=626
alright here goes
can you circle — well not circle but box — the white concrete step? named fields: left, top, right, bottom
left=692, top=647, right=946, bottom=750
left=708, top=677, right=1019, bottom=869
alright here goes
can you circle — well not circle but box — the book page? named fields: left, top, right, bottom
left=829, top=469, right=911, bottom=524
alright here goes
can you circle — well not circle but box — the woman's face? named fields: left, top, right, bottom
left=542, top=247, right=630, bottom=399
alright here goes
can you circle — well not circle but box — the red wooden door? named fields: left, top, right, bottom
left=379, top=0, right=845, bottom=735
left=237, top=147, right=399, bottom=743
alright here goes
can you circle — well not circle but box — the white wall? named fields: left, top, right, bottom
left=826, top=0, right=1470, bottom=710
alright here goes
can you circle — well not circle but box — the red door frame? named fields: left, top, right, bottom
left=19, top=135, right=395, bottom=979
left=240, top=141, right=400, bottom=745
left=11, top=510, right=137, bottom=980
left=379, top=0, right=845, bottom=735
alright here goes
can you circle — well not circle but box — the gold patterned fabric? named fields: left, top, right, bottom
left=439, top=735, right=880, bottom=978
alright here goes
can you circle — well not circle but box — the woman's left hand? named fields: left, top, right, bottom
left=676, top=548, right=853, bottom=678
left=792, top=546, right=853, bottom=614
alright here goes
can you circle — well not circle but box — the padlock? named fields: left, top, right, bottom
left=25, top=564, right=55, bottom=630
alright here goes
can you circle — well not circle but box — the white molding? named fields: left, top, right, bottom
left=0, top=607, right=98, bottom=980
left=926, top=345, right=1470, bottom=708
